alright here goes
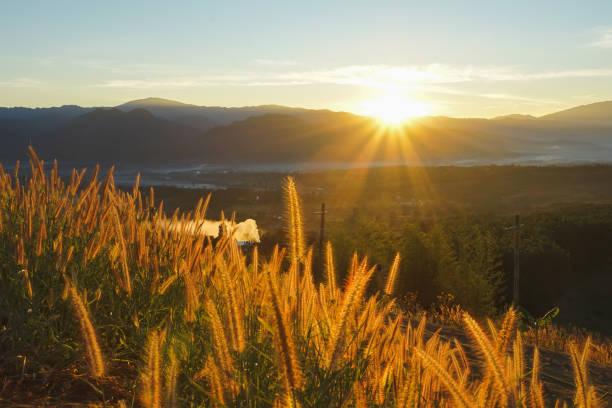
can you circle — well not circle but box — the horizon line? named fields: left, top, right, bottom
left=1, top=96, right=611, bottom=121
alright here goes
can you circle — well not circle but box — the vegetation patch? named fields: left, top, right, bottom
left=0, top=150, right=609, bottom=406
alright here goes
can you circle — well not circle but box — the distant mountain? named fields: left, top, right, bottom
left=199, top=113, right=518, bottom=164
left=200, top=110, right=612, bottom=164
left=2, top=98, right=612, bottom=165
left=117, top=97, right=322, bottom=130
left=32, top=108, right=205, bottom=163
left=0, top=105, right=93, bottom=120
left=199, top=113, right=369, bottom=163
left=540, top=101, right=612, bottom=124
left=117, top=98, right=217, bottom=131
left=492, top=114, right=537, bottom=121
left=118, top=97, right=193, bottom=109
left=0, top=105, right=96, bottom=160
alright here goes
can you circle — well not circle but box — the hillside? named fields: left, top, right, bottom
left=541, top=100, right=612, bottom=124
left=117, top=97, right=314, bottom=130
left=33, top=108, right=206, bottom=163
left=198, top=111, right=612, bottom=164
left=1, top=98, right=612, bottom=165
left=117, top=97, right=218, bottom=131
left=199, top=112, right=376, bottom=163
left=0, top=157, right=610, bottom=406
left=0, top=105, right=95, bottom=160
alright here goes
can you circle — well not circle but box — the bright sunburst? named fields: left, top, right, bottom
left=360, top=92, right=432, bottom=126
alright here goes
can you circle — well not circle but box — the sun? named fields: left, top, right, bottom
left=359, top=93, right=432, bottom=126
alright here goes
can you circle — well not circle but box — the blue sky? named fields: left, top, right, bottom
left=2, top=1, right=612, bottom=117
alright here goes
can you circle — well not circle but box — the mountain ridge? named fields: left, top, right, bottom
left=540, top=100, right=612, bottom=123
left=2, top=98, right=612, bottom=165
left=31, top=108, right=204, bottom=163
left=2, top=97, right=612, bottom=122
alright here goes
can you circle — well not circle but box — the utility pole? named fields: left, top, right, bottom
left=312, top=202, right=327, bottom=279
left=318, top=202, right=326, bottom=259
left=506, top=214, right=522, bottom=307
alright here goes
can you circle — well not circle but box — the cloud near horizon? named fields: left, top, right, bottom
left=253, top=58, right=298, bottom=67
left=95, top=64, right=612, bottom=90
left=590, top=27, right=612, bottom=49
left=0, top=78, right=42, bottom=88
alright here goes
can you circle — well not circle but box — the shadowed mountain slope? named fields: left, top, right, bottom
left=117, top=97, right=316, bottom=130
left=32, top=108, right=205, bottom=163
left=1, top=98, right=612, bottom=165
left=540, top=100, right=612, bottom=124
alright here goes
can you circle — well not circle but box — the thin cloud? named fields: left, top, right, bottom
left=254, top=58, right=298, bottom=67
left=589, top=27, right=612, bottom=48
left=259, top=65, right=612, bottom=85
left=94, top=64, right=612, bottom=90
left=96, top=74, right=261, bottom=89
left=422, top=86, right=560, bottom=107
left=510, top=69, right=612, bottom=80
left=477, top=93, right=558, bottom=105
left=75, top=60, right=198, bottom=76
left=0, top=78, right=42, bottom=88
left=99, top=79, right=197, bottom=89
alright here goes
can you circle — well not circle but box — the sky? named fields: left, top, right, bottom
left=2, top=1, right=612, bottom=118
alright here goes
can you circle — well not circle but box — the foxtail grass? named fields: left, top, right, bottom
left=284, top=176, right=304, bottom=267
left=68, top=284, right=106, bottom=378
left=140, top=330, right=163, bottom=408
left=384, top=252, right=401, bottom=295
left=265, top=267, right=304, bottom=395
left=0, top=150, right=605, bottom=407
